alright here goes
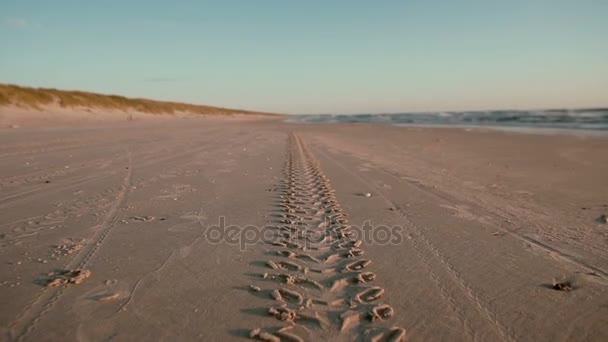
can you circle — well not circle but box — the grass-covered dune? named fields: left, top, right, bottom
left=0, top=83, right=276, bottom=116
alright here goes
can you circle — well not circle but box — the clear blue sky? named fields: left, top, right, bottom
left=1, top=1, right=607, bottom=114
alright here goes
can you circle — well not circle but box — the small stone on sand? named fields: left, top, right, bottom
left=47, top=269, right=91, bottom=287
left=131, top=216, right=155, bottom=222
left=249, top=285, right=261, bottom=292
left=97, top=293, right=120, bottom=302
left=552, top=281, right=573, bottom=292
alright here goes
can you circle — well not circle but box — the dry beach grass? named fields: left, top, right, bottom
left=0, top=83, right=275, bottom=117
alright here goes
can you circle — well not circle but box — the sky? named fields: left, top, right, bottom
left=1, top=1, right=607, bottom=114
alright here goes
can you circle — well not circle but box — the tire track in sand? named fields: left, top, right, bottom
left=247, top=134, right=405, bottom=342
left=376, top=167, right=608, bottom=280
left=313, top=144, right=515, bottom=342
left=7, top=151, right=133, bottom=342
left=0, top=138, right=209, bottom=211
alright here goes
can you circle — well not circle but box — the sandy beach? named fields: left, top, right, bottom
left=1, top=116, right=607, bottom=341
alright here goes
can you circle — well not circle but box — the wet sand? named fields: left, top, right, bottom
left=1, top=116, right=607, bottom=341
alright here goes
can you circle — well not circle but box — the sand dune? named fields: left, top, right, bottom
left=0, top=116, right=607, bottom=341
left=0, top=84, right=280, bottom=128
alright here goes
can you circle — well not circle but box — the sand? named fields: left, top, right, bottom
left=1, top=114, right=607, bottom=341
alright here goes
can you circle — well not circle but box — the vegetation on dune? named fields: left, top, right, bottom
left=0, top=83, right=275, bottom=116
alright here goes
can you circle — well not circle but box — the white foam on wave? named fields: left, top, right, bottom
left=288, top=108, right=608, bottom=131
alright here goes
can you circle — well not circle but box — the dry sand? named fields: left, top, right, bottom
left=1, top=114, right=607, bottom=341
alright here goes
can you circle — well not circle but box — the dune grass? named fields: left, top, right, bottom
left=0, top=83, right=275, bottom=116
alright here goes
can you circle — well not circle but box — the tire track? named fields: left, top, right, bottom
left=376, top=167, right=608, bottom=279
left=247, top=134, right=405, bottom=342
left=0, top=171, right=119, bottom=210
left=0, top=158, right=91, bottom=184
left=115, top=204, right=209, bottom=315
left=312, top=144, right=515, bottom=342
left=0, top=126, right=224, bottom=211
left=0, top=139, right=208, bottom=211
left=7, top=151, right=134, bottom=342
left=0, top=139, right=109, bottom=159
left=0, top=138, right=213, bottom=252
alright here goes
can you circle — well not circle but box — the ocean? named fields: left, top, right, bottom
left=288, top=108, right=608, bottom=131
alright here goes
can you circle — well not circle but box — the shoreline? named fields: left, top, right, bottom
left=287, top=120, right=608, bottom=136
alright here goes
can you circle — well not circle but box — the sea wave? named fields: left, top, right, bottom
left=287, top=108, right=608, bottom=131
